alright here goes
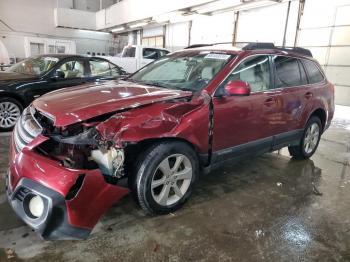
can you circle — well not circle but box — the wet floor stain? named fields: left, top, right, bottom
left=0, top=116, right=349, bottom=261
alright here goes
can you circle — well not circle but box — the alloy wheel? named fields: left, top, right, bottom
left=151, top=154, right=193, bottom=206
left=303, top=123, right=320, bottom=154
left=0, top=102, right=21, bottom=129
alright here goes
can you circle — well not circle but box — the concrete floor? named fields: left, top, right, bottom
left=0, top=107, right=349, bottom=262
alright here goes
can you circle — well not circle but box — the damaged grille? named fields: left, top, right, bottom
left=14, top=107, right=43, bottom=152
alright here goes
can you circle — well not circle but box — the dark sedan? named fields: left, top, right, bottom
left=0, top=54, right=127, bottom=131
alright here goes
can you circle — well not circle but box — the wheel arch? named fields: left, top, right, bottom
left=123, top=137, right=204, bottom=171
left=0, top=92, right=26, bottom=108
left=309, top=108, right=326, bottom=131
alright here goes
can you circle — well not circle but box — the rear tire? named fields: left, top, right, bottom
left=132, top=141, right=199, bottom=215
left=288, top=116, right=322, bottom=159
left=0, top=97, right=23, bottom=132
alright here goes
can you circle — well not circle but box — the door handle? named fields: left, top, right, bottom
left=264, top=97, right=275, bottom=106
left=305, top=92, right=313, bottom=99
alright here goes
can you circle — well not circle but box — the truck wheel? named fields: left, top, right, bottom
left=288, top=116, right=322, bottom=159
left=0, top=97, right=23, bottom=132
left=133, top=141, right=199, bottom=215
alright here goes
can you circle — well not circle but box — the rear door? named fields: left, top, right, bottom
left=271, top=55, right=311, bottom=148
left=212, top=55, right=283, bottom=161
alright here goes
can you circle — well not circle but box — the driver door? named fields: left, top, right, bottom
left=212, top=55, right=283, bottom=162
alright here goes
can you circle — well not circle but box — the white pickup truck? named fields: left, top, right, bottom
left=101, top=45, right=170, bottom=73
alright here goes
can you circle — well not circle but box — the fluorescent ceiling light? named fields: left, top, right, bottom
left=129, top=22, right=149, bottom=28
left=193, top=0, right=241, bottom=14
left=193, top=0, right=276, bottom=14
left=111, top=26, right=125, bottom=32
left=232, top=0, right=276, bottom=11
left=78, top=29, right=110, bottom=34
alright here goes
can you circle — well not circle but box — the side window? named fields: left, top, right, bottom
left=222, top=55, right=271, bottom=92
left=89, top=60, right=120, bottom=77
left=303, top=59, right=324, bottom=84
left=158, top=50, right=169, bottom=57
left=274, top=56, right=304, bottom=88
left=57, top=60, right=84, bottom=79
left=143, top=48, right=158, bottom=59
left=298, top=60, right=308, bottom=85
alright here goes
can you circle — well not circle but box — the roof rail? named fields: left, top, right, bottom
left=184, top=42, right=233, bottom=49
left=184, top=44, right=214, bottom=49
left=242, top=42, right=313, bottom=57
left=242, top=42, right=275, bottom=50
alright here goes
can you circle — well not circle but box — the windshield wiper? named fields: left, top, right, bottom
left=137, top=80, right=169, bottom=89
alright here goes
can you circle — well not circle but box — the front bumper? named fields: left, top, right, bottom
left=6, top=175, right=91, bottom=240
left=7, top=136, right=129, bottom=240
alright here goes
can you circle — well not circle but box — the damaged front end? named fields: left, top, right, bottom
left=39, top=120, right=126, bottom=179
left=7, top=107, right=129, bottom=240
left=7, top=88, right=208, bottom=240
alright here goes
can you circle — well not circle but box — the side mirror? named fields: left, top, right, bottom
left=51, top=70, right=65, bottom=80
left=224, top=80, right=251, bottom=96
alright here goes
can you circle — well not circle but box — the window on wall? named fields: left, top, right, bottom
left=30, top=43, right=45, bottom=56
left=142, top=36, right=164, bottom=48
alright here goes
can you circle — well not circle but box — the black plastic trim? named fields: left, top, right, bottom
left=6, top=176, right=91, bottom=240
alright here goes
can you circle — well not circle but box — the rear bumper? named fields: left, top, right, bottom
left=7, top=136, right=129, bottom=240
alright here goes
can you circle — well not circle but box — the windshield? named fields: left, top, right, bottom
left=6, top=56, right=59, bottom=76
left=130, top=52, right=234, bottom=91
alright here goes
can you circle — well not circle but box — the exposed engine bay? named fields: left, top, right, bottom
left=34, top=111, right=126, bottom=180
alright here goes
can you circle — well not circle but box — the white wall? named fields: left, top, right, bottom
left=58, top=0, right=101, bottom=11
left=165, top=22, right=190, bottom=51
left=54, top=8, right=97, bottom=30
left=0, top=0, right=113, bottom=59
left=297, top=0, right=350, bottom=106
left=236, top=1, right=298, bottom=46
left=191, top=12, right=235, bottom=45
left=96, top=0, right=214, bottom=30
left=0, top=40, right=10, bottom=64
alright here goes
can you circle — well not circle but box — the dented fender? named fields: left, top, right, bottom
left=96, top=91, right=212, bottom=154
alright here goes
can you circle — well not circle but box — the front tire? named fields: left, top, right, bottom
left=0, top=97, right=23, bottom=132
left=288, top=116, right=322, bottom=159
left=133, top=141, right=199, bottom=215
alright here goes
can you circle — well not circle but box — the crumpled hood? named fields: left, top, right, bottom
left=33, top=80, right=192, bottom=127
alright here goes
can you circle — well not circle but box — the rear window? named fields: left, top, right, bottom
left=274, top=56, right=306, bottom=88
left=143, top=48, right=158, bottom=59
left=122, top=47, right=136, bottom=58
left=303, top=59, right=324, bottom=84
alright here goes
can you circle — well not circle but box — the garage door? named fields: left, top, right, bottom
left=166, top=22, right=190, bottom=51
left=298, top=1, right=350, bottom=106
left=236, top=2, right=298, bottom=46
left=190, top=12, right=235, bottom=44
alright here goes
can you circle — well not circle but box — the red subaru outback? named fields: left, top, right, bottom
left=6, top=43, right=334, bottom=239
